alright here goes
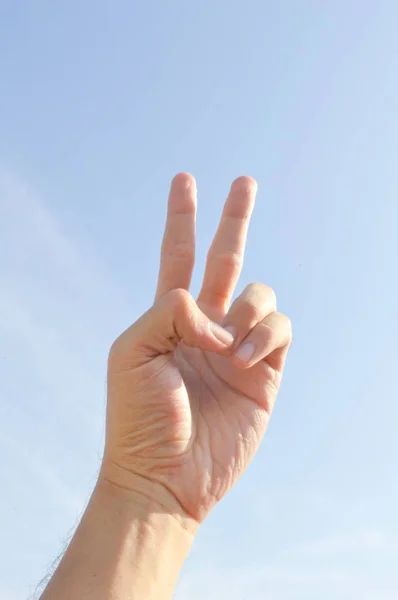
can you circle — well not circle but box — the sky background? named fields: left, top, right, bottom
left=1, top=1, right=398, bottom=598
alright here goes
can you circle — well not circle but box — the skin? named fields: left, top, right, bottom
left=40, top=173, right=292, bottom=600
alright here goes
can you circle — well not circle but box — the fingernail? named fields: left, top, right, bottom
left=209, top=322, right=235, bottom=346
left=235, top=341, right=256, bottom=362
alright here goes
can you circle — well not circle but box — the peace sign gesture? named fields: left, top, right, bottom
left=103, top=173, right=292, bottom=525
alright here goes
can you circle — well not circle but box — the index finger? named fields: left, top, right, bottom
left=155, top=173, right=197, bottom=300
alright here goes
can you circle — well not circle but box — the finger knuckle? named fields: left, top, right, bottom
left=243, top=298, right=259, bottom=322
left=164, top=242, right=195, bottom=264
left=274, top=312, right=293, bottom=343
left=262, top=323, right=278, bottom=346
left=264, top=285, right=277, bottom=307
left=284, top=315, right=293, bottom=340
left=208, top=251, right=243, bottom=272
left=244, top=282, right=277, bottom=306
left=165, top=287, right=193, bottom=314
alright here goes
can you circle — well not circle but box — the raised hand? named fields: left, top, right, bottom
left=102, top=173, right=292, bottom=525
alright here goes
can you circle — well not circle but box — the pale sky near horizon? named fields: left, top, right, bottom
left=1, top=2, right=398, bottom=599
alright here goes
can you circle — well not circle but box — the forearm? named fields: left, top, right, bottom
left=40, top=475, right=196, bottom=600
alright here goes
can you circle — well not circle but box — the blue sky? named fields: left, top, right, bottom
left=1, top=1, right=398, bottom=598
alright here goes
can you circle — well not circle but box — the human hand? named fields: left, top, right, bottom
left=101, top=174, right=292, bottom=525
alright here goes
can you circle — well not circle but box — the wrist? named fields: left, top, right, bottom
left=93, top=472, right=195, bottom=599
left=97, top=460, right=199, bottom=537
left=42, top=468, right=195, bottom=600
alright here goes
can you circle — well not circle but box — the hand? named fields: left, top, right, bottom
left=102, top=173, right=292, bottom=525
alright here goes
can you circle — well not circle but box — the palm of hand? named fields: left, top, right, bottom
left=105, top=175, right=291, bottom=522
left=174, top=343, right=274, bottom=518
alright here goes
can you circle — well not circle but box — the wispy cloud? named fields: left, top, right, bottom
left=0, top=166, right=129, bottom=428
left=2, top=168, right=397, bottom=599
left=296, top=527, right=397, bottom=556
left=0, top=167, right=132, bottom=594
left=176, top=527, right=398, bottom=600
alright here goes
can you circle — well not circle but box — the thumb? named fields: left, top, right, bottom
left=109, top=288, right=234, bottom=370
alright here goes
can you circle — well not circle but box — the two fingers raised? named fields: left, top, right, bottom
left=155, top=174, right=257, bottom=323
left=154, top=174, right=291, bottom=371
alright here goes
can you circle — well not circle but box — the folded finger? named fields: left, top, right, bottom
left=231, top=312, right=292, bottom=371
left=222, top=282, right=277, bottom=345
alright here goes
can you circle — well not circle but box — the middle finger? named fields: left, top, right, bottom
left=197, top=176, right=257, bottom=320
